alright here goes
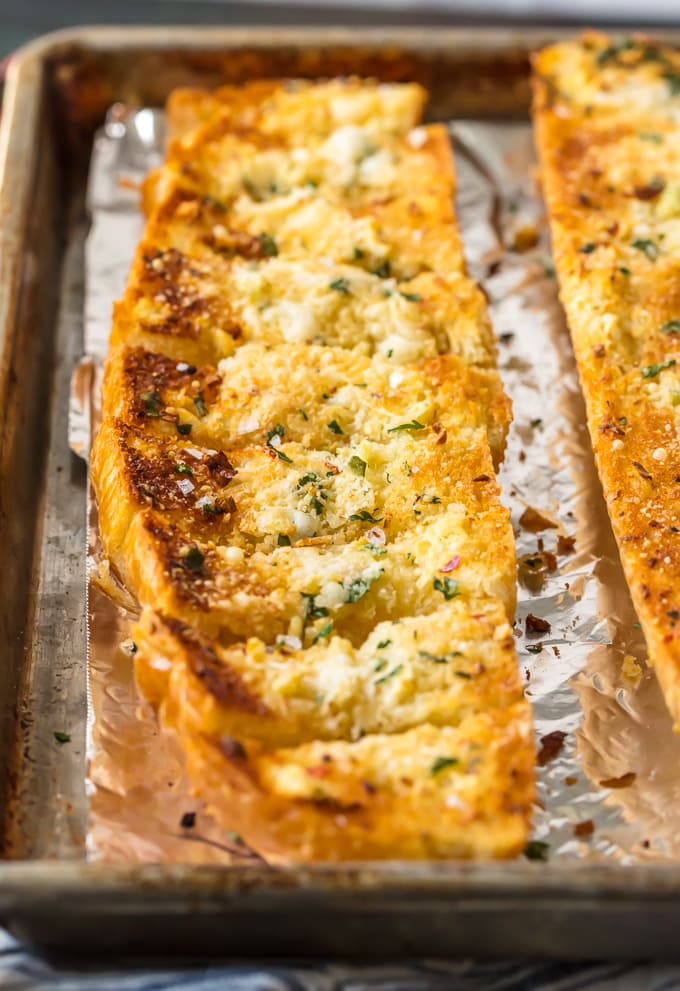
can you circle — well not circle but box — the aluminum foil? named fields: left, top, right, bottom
left=80, top=105, right=680, bottom=865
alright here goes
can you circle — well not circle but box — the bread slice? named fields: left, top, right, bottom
left=92, top=77, right=533, bottom=859
left=533, top=31, right=680, bottom=725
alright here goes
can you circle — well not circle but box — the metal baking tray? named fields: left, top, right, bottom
left=3, top=24, right=680, bottom=960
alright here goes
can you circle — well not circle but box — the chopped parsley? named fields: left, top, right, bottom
left=141, top=390, right=162, bottom=417
left=329, top=277, right=351, bottom=294
left=267, top=423, right=293, bottom=462
left=524, top=840, right=550, bottom=862
left=400, top=291, right=421, bottom=302
left=352, top=246, right=365, bottom=261
left=661, top=320, right=680, bottom=334
left=298, top=408, right=308, bottom=420
left=327, top=419, right=344, bottom=435
left=258, top=232, right=278, bottom=257
left=53, top=731, right=71, bottom=744
left=176, top=422, right=192, bottom=436
left=173, top=463, right=193, bottom=476
left=377, top=639, right=392, bottom=649
left=430, top=756, right=459, bottom=776
left=349, top=509, right=383, bottom=523
left=277, top=534, right=291, bottom=546
left=663, top=71, right=680, bottom=96
left=297, top=472, right=319, bottom=489
left=375, top=663, right=402, bottom=685
left=372, top=260, right=391, bottom=278
left=578, top=243, right=597, bottom=254
left=433, top=576, right=459, bottom=600
left=387, top=420, right=425, bottom=433
left=619, top=266, right=630, bottom=276
left=418, top=649, right=463, bottom=664
left=639, top=132, right=664, bottom=143
left=526, top=644, right=543, bottom=654
left=349, top=455, right=367, bottom=477
left=344, top=570, right=382, bottom=603
left=193, top=394, right=208, bottom=418
left=181, top=546, right=205, bottom=572
left=632, top=238, right=659, bottom=260
left=301, top=593, right=328, bottom=636
left=313, top=620, right=334, bottom=643
left=641, top=359, right=675, bottom=378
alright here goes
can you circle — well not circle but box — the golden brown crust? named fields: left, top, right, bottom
left=533, top=32, right=680, bottom=726
left=92, top=77, right=533, bottom=859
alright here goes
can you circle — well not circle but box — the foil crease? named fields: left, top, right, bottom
left=81, top=106, right=680, bottom=865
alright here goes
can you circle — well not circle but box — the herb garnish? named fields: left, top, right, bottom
left=297, top=472, right=318, bottom=489
left=632, top=238, right=659, bottom=260
left=433, top=576, right=459, bottom=600
left=349, top=455, right=367, bottom=477
left=258, top=232, right=278, bottom=257
left=377, top=639, right=392, bottom=649
left=524, top=840, right=550, bottom=862
left=193, top=394, right=208, bottom=418
left=578, top=243, right=597, bottom=254
left=329, top=277, right=351, bottom=294
left=663, top=71, right=680, bottom=96
left=54, top=731, right=71, bottom=744
left=277, top=534, right=291, bottom=546
left=174, top=463, right=193, bottom=476
left=526, top=644, right=543, bottom=654
left=641, top=359, right=675, bottom=378
left=639, top=132, right=663, bottom=143
left=349, top=510, right=383, bottom=523
left=400, top=291, right=421, bottom=302
left=430, top=756, right=459, bottom=776
left=418, top=649, right=463, bottom=664
left=661, top=320, right=680, bottom=334
left=372, top=260, right=391, bottom=278
left=141, top=390, right=162, bottom=417
left=387, top=420, right=425, bottom=433
left=181, top=546, right=205, bottom=572
left=299, top=408, right=308, bottom=420
left=375, top=664, right=402, bottom=685
left=313, top=620, right=334, bottom=643
left=344, top=570, right=382, bottom=603
left=327, top=419, right=344, bottom=435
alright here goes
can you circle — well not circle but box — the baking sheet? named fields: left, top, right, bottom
left=81, top=103, right=680, bottom=865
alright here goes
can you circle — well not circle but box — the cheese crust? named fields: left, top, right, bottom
left=92, top=78, right=533, bottom=860
left=533, top=33, right=680, bottom=726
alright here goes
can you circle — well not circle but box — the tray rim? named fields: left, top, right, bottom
left=5, top=22, right=680, bottom=952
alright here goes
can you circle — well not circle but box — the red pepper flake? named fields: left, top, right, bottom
left=537, top=730, right=567, bottom=765
left=519, top=506, right=558, bottom=533
left=436, top=429, right=447, bottom=446
left=564, top=775, right=578, bottom=786
left=574, top=819, right=595, bottom=838
left=306, top=765, right=330, bottom=779
left=441, top=555, right=461, bottom=573
left=324, top=461, right=340, bottom=475
left=593, top=344, right=605, bottom=358
left=599, top=771, right=636, bottom=789
left=526, top=613, right=551, bottom=635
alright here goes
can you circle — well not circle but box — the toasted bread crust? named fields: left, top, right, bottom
left=533, top=32, right=680, bottom=726
left=92, top=77, right=533, bottom=859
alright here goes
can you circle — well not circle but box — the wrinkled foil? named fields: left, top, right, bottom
left=80, top=105, right=680, bottom=865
